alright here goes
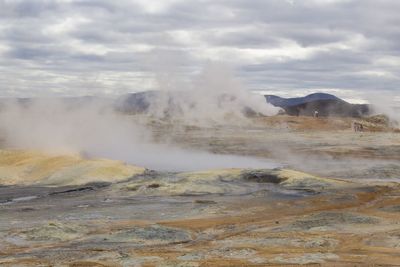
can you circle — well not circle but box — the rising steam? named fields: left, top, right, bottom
left=0, top=64, right=279, bottom=171
left=367, top=92, right=400, bottom=126
left=130, top=63, right=280, bottom=124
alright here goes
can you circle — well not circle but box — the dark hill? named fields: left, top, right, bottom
left=265, top=93, right=370, bottom=117
left=114, top=91, right=158, bottom=113
left=265, top=93, right=340, bottom=108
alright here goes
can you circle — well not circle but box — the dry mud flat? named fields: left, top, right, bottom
left=1, top=116, right=400, bottom=266
left=1, top=159, right=400, bottom=266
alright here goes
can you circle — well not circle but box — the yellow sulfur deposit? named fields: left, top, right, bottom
left=0, top=149, right=145, bottom=186
left=176, top=168, right=243, bottom=181
left=275, top=169, right=350, bottom=188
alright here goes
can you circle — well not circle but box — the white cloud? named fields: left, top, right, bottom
left=43, top=16, right=90, bottom=35
left=134, top=0, right=182, bottom=14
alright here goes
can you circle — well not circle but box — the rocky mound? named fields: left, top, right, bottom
left=0, top=150, right=145, bottom=186
left=122, top=168, right=350, bottom=196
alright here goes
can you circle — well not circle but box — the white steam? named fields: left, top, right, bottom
left=367, top=92, right=400, bottom=126
left=141, top=63, right=279, bottom=124
left=0, top=64, right=280, bottom=171
left=0, top=98, right=278, bottom=171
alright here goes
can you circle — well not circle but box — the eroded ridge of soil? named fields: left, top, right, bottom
left=0, top=116, right=399, bottom=266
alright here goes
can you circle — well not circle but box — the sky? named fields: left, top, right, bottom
left=0, top=0, right=399, bottom=102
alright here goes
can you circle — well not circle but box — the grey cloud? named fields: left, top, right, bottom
left=6, top=46, right=53, bottom=60
left=0, top=0, right=398, bottom=98
left=0, top=0, right=59, bottom=18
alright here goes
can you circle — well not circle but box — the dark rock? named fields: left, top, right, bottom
left=240, top=169, right=285, bottom=184
left=194, top=200, right=217, bottom=204
left=147, top=183, right=160, bottom=189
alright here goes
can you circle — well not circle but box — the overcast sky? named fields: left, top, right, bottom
left=0, top=0, right=399, bottom=101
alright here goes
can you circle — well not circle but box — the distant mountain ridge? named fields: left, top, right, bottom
left=265, top=93, right=370, bottom=117
left=0, top=91, right=371, bottom=118
left=265, top=93, right=341, bottom=107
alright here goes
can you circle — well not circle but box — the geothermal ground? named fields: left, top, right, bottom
left=1, top=115, right=400, bottom=266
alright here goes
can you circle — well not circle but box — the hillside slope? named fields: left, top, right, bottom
left=265, top=93, right=370, bottom=117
